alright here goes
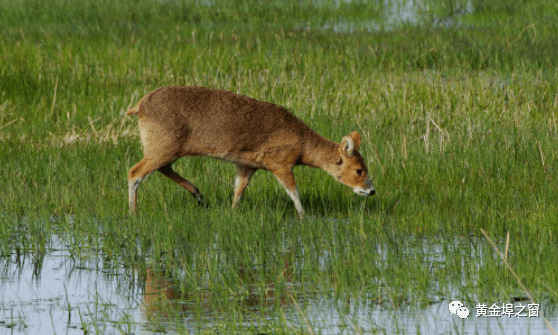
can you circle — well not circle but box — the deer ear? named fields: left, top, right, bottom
left=340, top=135, right=356, bottom=157
left=349, top=131, right=361, bottom=151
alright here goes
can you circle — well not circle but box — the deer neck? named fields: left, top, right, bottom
left=300, top=131, right=340, bottom=171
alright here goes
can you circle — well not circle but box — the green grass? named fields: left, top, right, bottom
left=2, top=0, right=558, bottom=333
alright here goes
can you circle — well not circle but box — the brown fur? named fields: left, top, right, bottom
left=127, top=86, right=375, bottom=217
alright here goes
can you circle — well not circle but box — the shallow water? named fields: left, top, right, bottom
left=320, top=0, right=473, bottom=33
left=0, top=234, right=554, bottom=334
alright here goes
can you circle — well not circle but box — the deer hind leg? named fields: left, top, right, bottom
left=158, top=164, right=206, bottom=207
left=271, top=168, right=304, bottom=218
left=232, top=164, right=257, bottom=210
left=128, top=156, right=177, bottom=214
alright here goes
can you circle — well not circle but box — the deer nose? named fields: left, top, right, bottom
left=368, top=189, right=375, bottom=196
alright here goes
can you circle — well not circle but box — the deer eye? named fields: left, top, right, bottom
left=356, top=169, right=363, bottom=176
left=336, top=158, right=343, bottom=166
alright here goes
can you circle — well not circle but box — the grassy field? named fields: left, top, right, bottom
left=2, top=0, right=558, bottom=333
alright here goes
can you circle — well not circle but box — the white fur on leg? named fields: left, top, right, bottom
left=284, top=188, right=305, bottom=218
left=232, top=175, right=242, bottom=208
left=128, top=177, right=143, bottom=213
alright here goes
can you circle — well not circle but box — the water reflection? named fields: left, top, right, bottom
left=141, top=249, right=296, bottom=328
left=0, top=234, right=554, bottom=334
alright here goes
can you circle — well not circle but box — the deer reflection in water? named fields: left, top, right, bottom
left=141, top=250, right=295, bottom=324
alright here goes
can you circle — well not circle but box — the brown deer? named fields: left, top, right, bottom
left=127, top=86, right=374, bottom=217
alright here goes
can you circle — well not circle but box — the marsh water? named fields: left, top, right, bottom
left=321, top=0, right=474, bottom=33
left=0, top=233, right=554, bottom=334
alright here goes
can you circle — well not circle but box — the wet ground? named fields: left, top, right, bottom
left=0, top=234, right=554, bottom=334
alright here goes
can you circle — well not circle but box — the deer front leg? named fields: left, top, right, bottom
left=232, top=164, right=257, bottom=210
left=271, top=168, right=304, bottom=218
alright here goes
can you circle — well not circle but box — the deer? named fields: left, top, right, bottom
left=126, top=86, right=375, bottom=218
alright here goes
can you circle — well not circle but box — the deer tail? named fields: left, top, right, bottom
left=126, top=103, right=140, bottom=116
